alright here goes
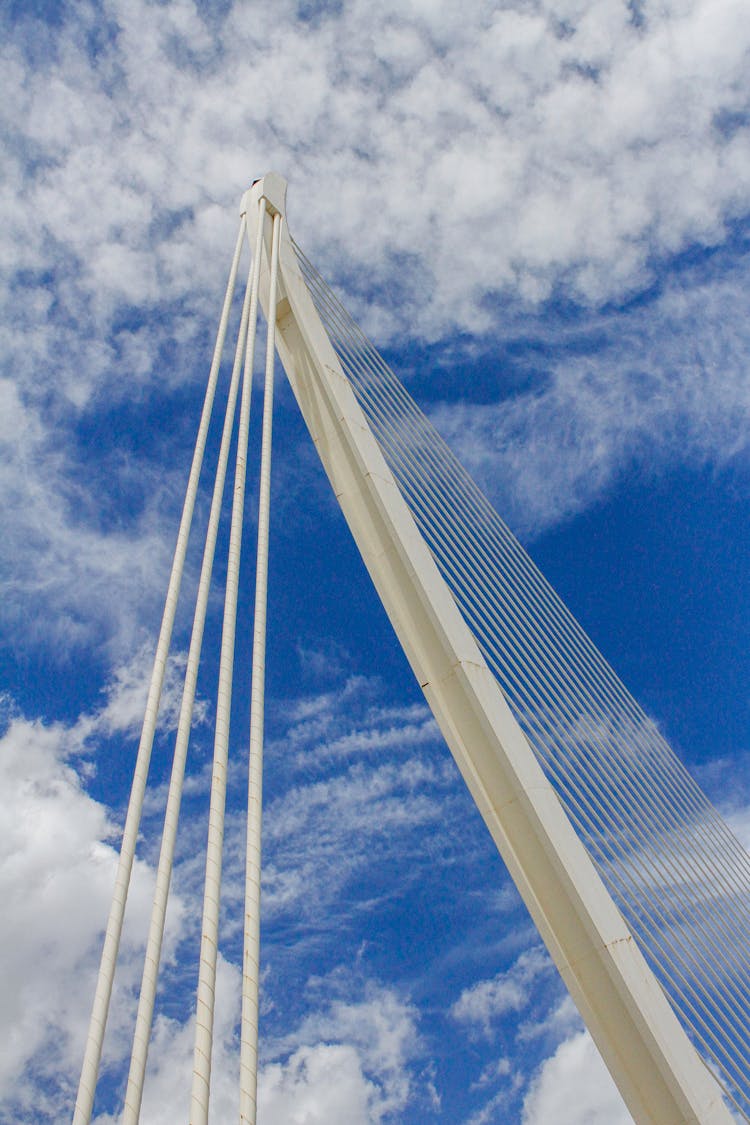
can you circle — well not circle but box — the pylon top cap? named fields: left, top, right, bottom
left=241, top=173, right=287, bottom=219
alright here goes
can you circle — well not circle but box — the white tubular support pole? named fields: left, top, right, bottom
left=73, top=216, right=247, bottom=1125
left=189, top=197, right=266, bottom=1125
left=239, top=208, right=281, bottom=1125
left=247, top=173, right=733, bottom=1125
left=122, top=206, right=258, bottom=1125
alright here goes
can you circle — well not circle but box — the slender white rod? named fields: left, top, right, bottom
left=73, top=216, right=247, bottom=1125
left=189, top=198, right=266, bottom=1125
left=239, top=209, right=281, bottom=1125
left=122, top=225, right=256, bottom=1125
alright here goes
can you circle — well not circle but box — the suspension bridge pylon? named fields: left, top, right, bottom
left=74, top=174, right=748, bottom=1125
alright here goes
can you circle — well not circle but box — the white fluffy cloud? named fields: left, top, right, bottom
left=0, top=710, right=155, bottom=1122
left=90, top=961, right=419, bottom=1125
left=260, top=983, right=420, bottom=1124
left=451, top=947, right=553, bottom=1037
left=522, top=1030, right=632, bottom=1125
left=4, top=0, right=750, bottom=338
left=260, top=1044, right=379, bottom=1124
left=0, top=641, right=203, bottom=1124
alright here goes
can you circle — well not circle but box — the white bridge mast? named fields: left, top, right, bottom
left=246, top=174, right=731, bottom=1125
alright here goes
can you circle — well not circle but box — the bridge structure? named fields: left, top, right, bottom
left=73, top=175, right=750, bottom=1124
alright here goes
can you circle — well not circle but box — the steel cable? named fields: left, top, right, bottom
left=293, top=241, right=750, bottom=1116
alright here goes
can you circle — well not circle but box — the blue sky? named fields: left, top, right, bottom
left=1, top=0, right=749, bottom=1122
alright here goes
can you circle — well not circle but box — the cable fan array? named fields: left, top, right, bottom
left=293, top=240, right=750, bottom=1119
left=74, top=196, right=281, bottom=1125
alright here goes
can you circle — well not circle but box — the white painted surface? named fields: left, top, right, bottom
left=248, top=173, right=732, bottom=1125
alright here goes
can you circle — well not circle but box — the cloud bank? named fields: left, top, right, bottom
left=2, top=0, right=749, bottom=650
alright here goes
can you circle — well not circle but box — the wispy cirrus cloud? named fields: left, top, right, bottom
left=431, top=252, right=750, bottom=534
